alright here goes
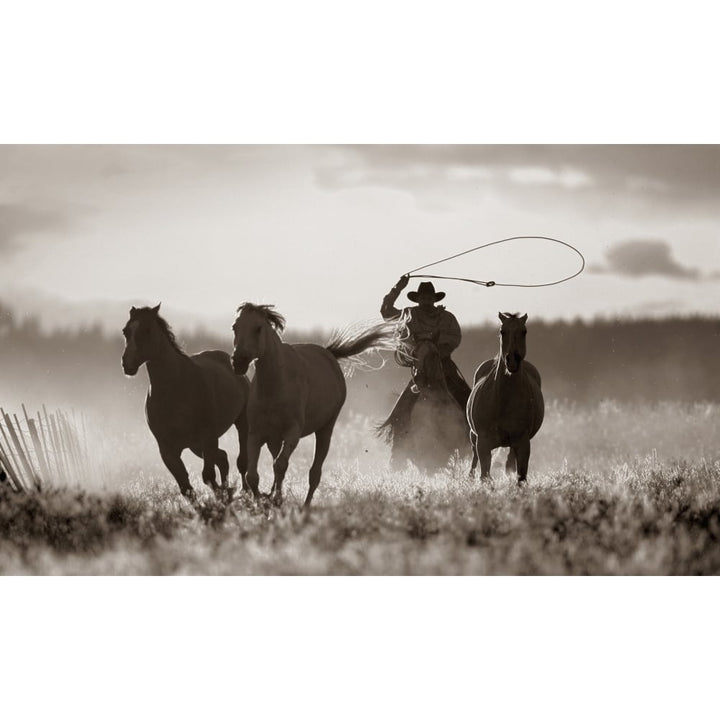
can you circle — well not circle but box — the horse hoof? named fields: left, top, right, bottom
left=517, top=478, right=527, bottom=488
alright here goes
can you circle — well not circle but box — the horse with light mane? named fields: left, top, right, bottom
left=231, top=303, right=396, bottom=508
left=379, top=338, right=469, bottom=471
left=122, top=304, right=249, bottom=501
left=467, top=312, right=544, bottom=484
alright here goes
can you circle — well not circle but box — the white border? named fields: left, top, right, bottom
left=1, top=2, right=718, bottom=143
left=2, top=3, right=719, bottom=717
left=3, top=578, right=719, bottom=719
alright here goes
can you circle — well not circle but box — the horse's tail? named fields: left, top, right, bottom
left=326, top=320, right=399, bottom=376
left=375, top=416, right=394, bottom=444
left=326, top=320, right=398, bottom=359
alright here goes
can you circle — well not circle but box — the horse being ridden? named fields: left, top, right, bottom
left=381, top=338, right=468, bottom=471
left=122, top=304, right=250, bottom=501
left=232, top=303, right=395, bottom=508
left=467, top=312, right=544, bottom=484
left=381, top=276, right=471, bottom=411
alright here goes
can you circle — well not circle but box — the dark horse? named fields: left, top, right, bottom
left=467, top=312, right=544, bottom=485
left=232, top=303, right=396, bottom=508
left=122, top=304, right=250, bottom=501
left=378, top=339, right=469, bottom=472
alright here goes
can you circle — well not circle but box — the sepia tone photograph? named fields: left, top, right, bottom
left=3, top=5, right=720, bottom=720
left=1, top=144, right=718, bottom=575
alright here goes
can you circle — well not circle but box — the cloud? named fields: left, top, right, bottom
left=313, top=148, right=598, bottom=213
left=506, top=165, right=594, bottom=189
left=0, top=203, right=72, bottom=255
left=314, top=145, right=720, bottom=210
left=590, top=239, right=702, bottom=280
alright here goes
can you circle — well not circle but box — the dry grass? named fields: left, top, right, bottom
left=0, top=402, right=719, bottom=575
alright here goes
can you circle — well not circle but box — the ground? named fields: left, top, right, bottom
left=1, top=402, right=718, bottom=574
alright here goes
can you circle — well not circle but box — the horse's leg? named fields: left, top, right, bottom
left=272, top=427, right=301, bottom=507
left=215, top=447, right=231, bottom=502
left=201, top=439, right=223, bottom=498
left=505, top=447, right=517, bottom=476
left=159, top=444, right=195, bottom=501
left=234, top=411, right=249, bottom=492
left=390, top=425, right=409, bottom=471
left=245, top=432, right=263, bottom=500
left=189, top=443, right=228, bottom=500
left=267, top=438, right=282, bottom=496
left=469, top=430, right=479, bottom=477
left=388, top=382, right=415, bottom=472
left=304, top=416, right=338, bottom=509
left=514, top=438, right=531, bottom=486
left=477, top=436, right=493, bottom=482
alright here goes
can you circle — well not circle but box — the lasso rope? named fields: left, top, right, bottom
left=405, top=236, right=585, bottom=288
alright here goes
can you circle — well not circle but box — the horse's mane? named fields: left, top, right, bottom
left=237, top=302, right=286, bottom=333
left=130, top=307, right=186, bottom=355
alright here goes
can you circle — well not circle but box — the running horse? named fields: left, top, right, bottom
left=467, top=313, right=544, bottom=484
left=231, top=303, right=396, bottom=508
left=378, top=339, right=468, bottom=471
left=122, top=304, right=250, bottom=501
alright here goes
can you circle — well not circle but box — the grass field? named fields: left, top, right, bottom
left=1, top=401, right=719, bottom=575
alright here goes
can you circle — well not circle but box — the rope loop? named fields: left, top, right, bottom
left=405, top=236, right=585, bottom=289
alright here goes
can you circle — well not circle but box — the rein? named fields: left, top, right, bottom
left=405, top=236, right=585, bottom=288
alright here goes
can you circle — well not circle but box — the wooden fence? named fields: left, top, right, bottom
left=0, top=405, right=90, bottom=492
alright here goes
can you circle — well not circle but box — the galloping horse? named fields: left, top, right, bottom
left=122, top=304, right=250, bottom=501
left=379, top=339, right=468, bottom=471
left=467, top=312, right=544, bottom=484
left=231, top=303, right=395, bottom=508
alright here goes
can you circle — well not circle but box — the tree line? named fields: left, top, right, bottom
left=1, top=302, right=718, bottom=420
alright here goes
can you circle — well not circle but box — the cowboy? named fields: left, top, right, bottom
left=381, top=276, right=470, bottom=410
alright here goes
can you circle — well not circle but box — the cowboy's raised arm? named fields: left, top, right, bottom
left=436, top=311, right=462, bottom=357
left=380, top=275, right=409, bottom=320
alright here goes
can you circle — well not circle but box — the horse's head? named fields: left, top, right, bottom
left=499, top=312, right=528, bottom=374
left=232, top=302, right=286, bottom=374
left=411, top=339, right=446, bottom=391
left=121, top=304, right=166, bottom=376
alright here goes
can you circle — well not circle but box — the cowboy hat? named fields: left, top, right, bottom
left=407, top=281, right=445, bottom=303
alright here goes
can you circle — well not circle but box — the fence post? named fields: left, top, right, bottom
left=0, top=411, right=30, bottom=490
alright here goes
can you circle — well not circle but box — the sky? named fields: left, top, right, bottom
left=1, top=144, right=719, bottom=334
